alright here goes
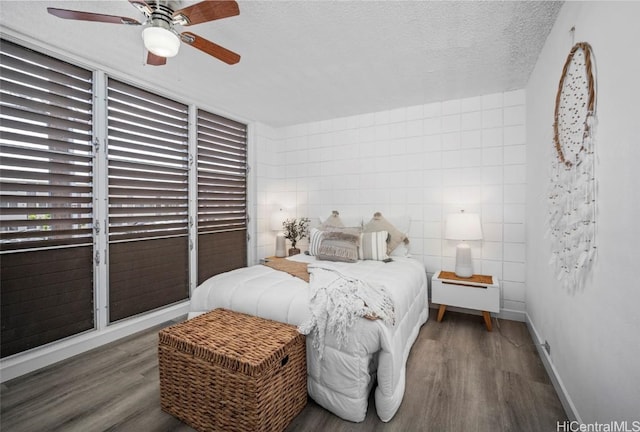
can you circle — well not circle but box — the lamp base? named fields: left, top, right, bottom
left=275, top=234, right=286, bottom=258
left=454, top=243, right=474, bottom=278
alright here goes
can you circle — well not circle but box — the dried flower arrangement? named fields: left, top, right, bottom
left=282, top=217, right=310, bottom=255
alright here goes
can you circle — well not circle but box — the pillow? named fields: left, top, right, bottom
left=316, top=229, right=360, bottom=263
left=310, top=212, right=361, bottom=257
left=359, top=231, right=389, bottom=261
left=308, top=228, right=325, bottom=256
left=319, top=210, right=344, bottom=229
left=318, top=211, right=363, bottom=229
left=390, top=241, right=411, bottom=257
left=386, top=215, right=411, bottom=256
left=363, top=212, right=409, bottom=254
left=340, top=217, right=364, bottom=229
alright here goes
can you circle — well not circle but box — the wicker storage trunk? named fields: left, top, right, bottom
left=158, top=308, right=307, bottom=432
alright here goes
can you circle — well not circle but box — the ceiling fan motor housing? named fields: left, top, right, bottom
left=148, top=1, right=175, bottom=31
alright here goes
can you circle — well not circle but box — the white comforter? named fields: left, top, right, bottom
left=189, top=254, right=428, bottom=422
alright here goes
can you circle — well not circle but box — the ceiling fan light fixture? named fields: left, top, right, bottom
left=142, top=26, right=180, bottom=58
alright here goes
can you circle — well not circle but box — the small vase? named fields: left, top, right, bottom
left=288, top=247, right=300, bottom=256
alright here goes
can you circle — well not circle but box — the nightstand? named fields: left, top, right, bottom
left=431, top=270, right=500, bottom=331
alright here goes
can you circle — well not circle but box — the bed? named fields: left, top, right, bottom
left=188, top=253, right=428, bottom=422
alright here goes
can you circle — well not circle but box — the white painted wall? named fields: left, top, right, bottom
left=526, top=2, right=640, bottom=423
left=254, top=122, right=281, bottom=261
left=255, top=91, right=528, bottom=319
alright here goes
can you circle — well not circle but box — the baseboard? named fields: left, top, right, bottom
left=525, top=313, right=582, bottom=423
left=497, top=307, right=526, bottom=322
left=0, top=301, right=190, bottom=383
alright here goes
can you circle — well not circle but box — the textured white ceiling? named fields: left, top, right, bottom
left=0, top=1, right=562, bottom=126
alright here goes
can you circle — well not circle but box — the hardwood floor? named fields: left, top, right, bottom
left=1, top=310, right=566, bottom=432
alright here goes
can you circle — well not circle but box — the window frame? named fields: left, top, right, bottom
left=0, top=36, right=251, bottom=358
left=196, top=108, right=249, bottom=283
left=106, top=77, right=191, bottom=323
left=0, top=39, right=96, bottom=357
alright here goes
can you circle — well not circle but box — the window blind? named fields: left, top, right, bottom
left=107, top=78, right=189, bottom=322
left=0, top=39, right=94, bottom=357
left=107, top=79, right=189, bottom=241
left=197, top=109, right=247, bottom=283
left=0, top=39, right=94, bottom=251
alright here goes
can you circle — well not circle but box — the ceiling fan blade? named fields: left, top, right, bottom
left=147, top=52, right=167, bottom=66
left=47, top=7, right=141, bottom=25
left=173, top=1, right=239, bottom=26
left=181, top=32, right=240, bottom=65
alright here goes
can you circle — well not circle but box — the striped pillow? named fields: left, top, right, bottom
left=359, top=231, right=389, bottom=261
left=308, top=228, right=325, bottom=256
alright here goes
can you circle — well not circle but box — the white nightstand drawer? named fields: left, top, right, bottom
left=432, top=271, right=500, bottom=313
left=432, top=280, right=500, bottom=313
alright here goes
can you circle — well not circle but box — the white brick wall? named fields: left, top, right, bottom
left=254, top=90, right=527, bottom=315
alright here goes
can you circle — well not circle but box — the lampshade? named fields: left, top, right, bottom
left=445, top=212, right=483, bottom=241
left=142, top=27, right=180, bottom=58
left=270, top=209, right=286, bottom=231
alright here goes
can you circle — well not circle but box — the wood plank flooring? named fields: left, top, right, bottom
left=1, top=310, right=566, bottom=432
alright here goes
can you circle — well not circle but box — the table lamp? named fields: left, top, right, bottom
left=445, top=210, right=483, bottom=278
left=270, top=209, right=287, bottom=258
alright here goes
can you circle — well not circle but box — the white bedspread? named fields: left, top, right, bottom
left=188, top=254, right=428, bottom=422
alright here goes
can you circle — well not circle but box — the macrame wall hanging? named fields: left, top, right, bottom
left=548, top=40, right=597, bottom=289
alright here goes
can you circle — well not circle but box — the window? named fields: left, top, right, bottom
left=197, top=109, right=247, bottom=283
left=0, top=40, right=94, bottom=357
left=0, top=39, right=249, bottom=357
left=107, top=79, right=189, bottom=322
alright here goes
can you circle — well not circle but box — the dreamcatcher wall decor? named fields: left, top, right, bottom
left=548, top=41, right=597, bottom=289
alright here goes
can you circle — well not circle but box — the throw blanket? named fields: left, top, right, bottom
left=298, top=264, right=395, bottom=359
left=262, top=258, right=310, bottom=282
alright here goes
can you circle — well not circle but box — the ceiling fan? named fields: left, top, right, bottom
left=47, top=0, right=240, bottom=66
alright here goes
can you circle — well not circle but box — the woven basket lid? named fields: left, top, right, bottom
left=159, top=308, right=303, bottom=377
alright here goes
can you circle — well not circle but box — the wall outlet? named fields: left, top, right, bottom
left=543, top=340, right=551, bottom=355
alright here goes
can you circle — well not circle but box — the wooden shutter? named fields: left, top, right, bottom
left=107, top=79, right=189, bottom=322
left=197, top=109, right=247, bottom=283
left=0, top=39, right=94, bottom=357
